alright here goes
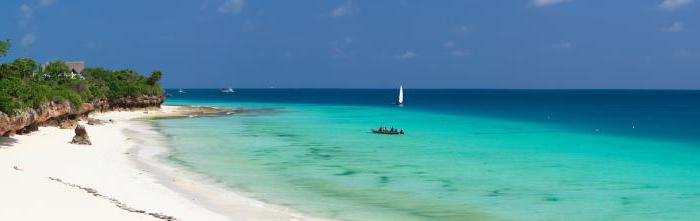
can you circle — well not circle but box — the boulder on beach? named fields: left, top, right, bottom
left=70, top=125, right=92, bottom=145
left=87, top=118, right=105, bottom=125
left=59, top=119, right=78, bottom=129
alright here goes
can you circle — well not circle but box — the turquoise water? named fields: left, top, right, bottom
left=156, top=89, right=700, bottom=220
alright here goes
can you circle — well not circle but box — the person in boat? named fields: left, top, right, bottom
left=399, top=129, right=404, bottom=134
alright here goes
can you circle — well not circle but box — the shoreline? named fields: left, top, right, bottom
left=0, top=105, right=327, bottom=221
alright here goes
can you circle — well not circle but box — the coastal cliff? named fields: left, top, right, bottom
left=0, top=95, right=164, bottom=136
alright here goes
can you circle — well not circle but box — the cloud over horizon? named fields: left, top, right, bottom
left=532, top=0, right=571, bottom=7
left=219, top=0, right=245, bottom=14
left=397, top=51, right=417, bottom=60
left=331, top=1, right=357, bottom=17
left=20, top=34, right=36, bottom=48
left=17, top=0, right=57, bottom=49
left=443, top=41, right=470, bottom=57
left=19, top=4, right=33, bottom=26
left=39, top=0, right=56, bottom=7
left=662, top=21, right=685, bottom=32
left=659, top=0, right=693, bottom=11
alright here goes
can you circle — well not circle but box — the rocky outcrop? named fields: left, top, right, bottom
left=92, top=95, right=165, bottom=111
left=0, top=101, right=92, bottom=136
left=0, top=95, right=164, bottom=136
left=87, top=118, right=106, bottom=125
left=70, top=125, right=91, bottom=145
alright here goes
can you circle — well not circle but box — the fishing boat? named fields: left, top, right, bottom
left=372, top=127, right=405, bottom=135
left=221, top=88, right=235, bottom=93
left=394, top=85, right=404, bottom=106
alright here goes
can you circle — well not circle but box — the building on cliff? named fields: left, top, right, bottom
left=65, top=61, right=85, bottom=75
left=40, top=61, right=85, bottom=79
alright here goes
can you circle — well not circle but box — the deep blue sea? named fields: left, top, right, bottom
left=156, top=89, right=700, bottom=220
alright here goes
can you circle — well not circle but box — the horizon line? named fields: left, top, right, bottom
left=164, top=87, right=700, bottom=91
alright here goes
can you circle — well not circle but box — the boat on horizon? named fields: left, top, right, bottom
left=394, top=85, right=404, bottom=106
left=178, top=89, right=186, bottom=93
left=221, top=88, right=235, bottom=93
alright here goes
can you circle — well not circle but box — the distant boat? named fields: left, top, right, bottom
left=178, top=89, right=186, bottom=93
left=372, top=127, right=405, bottom=135
left=221, top=88, right=235, bottom=93
left=394, top=85, right=404, bottom=106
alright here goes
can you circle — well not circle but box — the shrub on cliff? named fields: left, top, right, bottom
left=0, top=40, right=165, bottom=115
left=0, top=40, right=9, bottom=57
left=0, top=58, right=164, bottom=115
left=83, top=68, right=164, bottom=99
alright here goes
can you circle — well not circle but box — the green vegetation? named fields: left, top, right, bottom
left=0, top=40, right=9, bottom=57
left=0, top=43, right=164, bottom=115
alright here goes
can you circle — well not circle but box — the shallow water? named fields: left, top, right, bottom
left=157, top=89, right=700, bottom=220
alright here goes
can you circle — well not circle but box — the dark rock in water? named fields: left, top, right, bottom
left=87, top=118, right=105, bottom=125
left=379, top=176, right=390, bottom=184
left=70, top=125, right=92, bottom=145
left=544, top=195, right=560, bottom=202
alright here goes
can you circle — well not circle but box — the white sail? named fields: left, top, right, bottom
left=398, top=85, right=404, bottom=104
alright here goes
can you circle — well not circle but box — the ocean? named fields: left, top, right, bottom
left=155, top=89, right=700, bottom=220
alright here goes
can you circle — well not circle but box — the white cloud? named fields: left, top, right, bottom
left=218, top=0, right=245, bottom=14
left=19, top=4, right=33, bottom=26
left=659, top=0, right=693, bottom=11
left=442, top=41, right=456, bottom=48
left=331, top=1, right=357, bottom=17
left=39, top=0, right=56, bottom=7
left=532, top=0, right=571, bottom=7
left=442, top=41, right=470, bottom=57
left=19, top=0, right=57, bottom=27
left=450, top=49, right=469, bottom=57
left=330, top=37, right=354, bottom=59
left=397, top=51, right=417, bottom=60
left=662, top=21, right=685, bottom=32
left=454, top=25, right=470, bottom=34
left=21, top=34, right=36, bottom=48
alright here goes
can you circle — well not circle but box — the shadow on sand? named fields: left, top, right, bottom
left=0, top=136, right=18, bottom=149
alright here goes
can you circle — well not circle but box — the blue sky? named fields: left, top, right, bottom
left=1, top=0, right=698, bottom=89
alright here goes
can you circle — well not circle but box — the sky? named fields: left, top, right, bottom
left=1, top=0, right=699, bottom=89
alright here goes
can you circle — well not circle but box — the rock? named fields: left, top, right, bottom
left=100, top=95, right=165, bottom=110
left=59, top=119, right=78, bottom=129
left=1, top=95, right=164, bottom=136
left=70, top=125, right=92, bottom=145
left=17, top=124, right=39, bottom=135
left=87, top=118, right=105, bottom=125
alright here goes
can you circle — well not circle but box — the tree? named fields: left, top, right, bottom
left=0, top=40, right=9, bottom=57
left=12, top=58, right=37, bottom=79
left=41, top=61, right=70, bottom=79
left=147, top=70, right=162, bottom=85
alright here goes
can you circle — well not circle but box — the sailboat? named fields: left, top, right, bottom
left=394, top=85, right=404, bottom=106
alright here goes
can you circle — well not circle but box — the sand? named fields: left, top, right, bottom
left=0, top=106, right=324, bottom=221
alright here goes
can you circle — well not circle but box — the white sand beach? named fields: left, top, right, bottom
left=0, top=106, right=324, bottom=221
